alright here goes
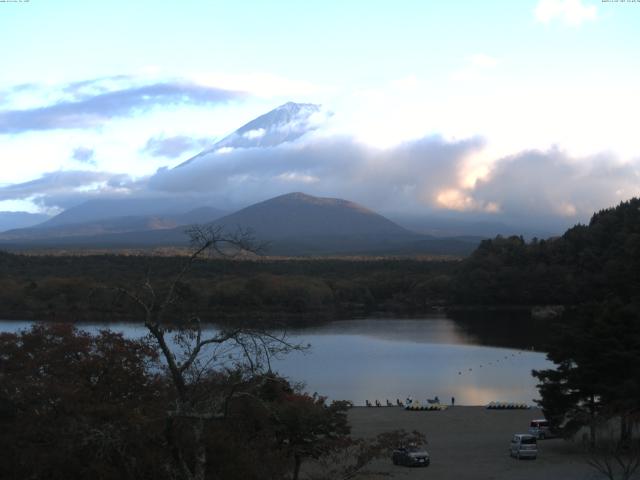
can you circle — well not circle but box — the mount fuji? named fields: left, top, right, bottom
left=177, top=102, right=322, bottom=167
left=0, top=102, right=486, bottom=254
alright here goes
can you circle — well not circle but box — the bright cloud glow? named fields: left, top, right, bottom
left=435, top=188, right=476, bottom=211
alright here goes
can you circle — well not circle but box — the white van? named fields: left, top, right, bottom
left=528, top=419, right=555, bottom=439
left=509, top=434, right=538, bottom=459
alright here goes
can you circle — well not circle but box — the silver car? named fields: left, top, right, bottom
left=392, top=445, right=430, bottom=466
left=509, top=434, right=537, bottom=459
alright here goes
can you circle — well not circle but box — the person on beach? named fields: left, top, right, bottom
left=451, top=396, right=455, bottom=406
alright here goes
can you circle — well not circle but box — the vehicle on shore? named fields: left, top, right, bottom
left=528, top=418, right=556, bottom=439
left=509, top=434, right=538, bottom=459
left=392, top=444, right=430, bottom=466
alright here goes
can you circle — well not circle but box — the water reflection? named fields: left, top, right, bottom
left=288, top=316, right=476, bottom=345
left=448, top=309, right=553, bottom=351
left=0, top=317, right=551, bottom=406
left=278, top=328, right=550, bottom=406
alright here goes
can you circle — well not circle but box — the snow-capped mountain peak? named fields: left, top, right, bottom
left=177, top=102, right=323, bottom=167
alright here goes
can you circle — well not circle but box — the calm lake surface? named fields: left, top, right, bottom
left=0, top=316, right=552, bottom=406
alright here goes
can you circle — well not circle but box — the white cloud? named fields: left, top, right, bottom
left=191, top=72, right=333, bottom=99
left=451, top=54, right=500, bottom=83
left=242, top=128, right=266, bottom=140
left=391, top=75, right=420, bottom=89
left=148, top=134, right=485, bottom=215
left=470, top=54, right=499, bottom=69
left=0, top=170, right=134, bottom=209
left=0, top=199, right=42, bottom=213
left=534, top=0, right=597, bottom=26
left=276, top=171, right=319, bottom=183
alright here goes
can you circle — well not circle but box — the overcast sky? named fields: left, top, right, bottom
left=0, top=0, right=638, bottom=228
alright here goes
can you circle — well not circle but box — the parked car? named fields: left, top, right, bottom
left=509, top=434, right=538, bottom=459
left=528, top=418, right=556, bottom=439
left=392, top=444, right=430, bottom=466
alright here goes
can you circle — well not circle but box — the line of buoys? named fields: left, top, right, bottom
left=486, top=401, right=530, bottom=410
left=454, top=349, right=529, bottom=377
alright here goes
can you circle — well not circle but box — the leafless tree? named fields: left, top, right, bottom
left=584, top=419, right=640, bottom=480
left=117, top=224, right=302, bottom=480
left=587, top=443, right=640, bottom=480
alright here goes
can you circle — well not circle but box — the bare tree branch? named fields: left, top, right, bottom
left=110, top=224, right=305, bottom=480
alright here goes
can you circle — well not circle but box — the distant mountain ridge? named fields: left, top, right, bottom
left=39, top=197, right=222, bottom=228
left=0, top=212, right=51, bottom=233
left=0, top=192, right=480, bottom=256
left=391, top=214, right=556, bottom=240
left=0, top=206, right=224, bottom=241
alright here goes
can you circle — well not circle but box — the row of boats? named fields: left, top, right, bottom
left=405, top=403, right=448, bottom=411
left=486, top=402, right=531, bottom=409
left=363, top=399, right=531, bottom=410
left=364, top=398, right=449, bottom=410
left=365, top=399, right=405, bottom=407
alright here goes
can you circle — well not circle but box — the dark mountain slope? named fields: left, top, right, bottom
left=213, top=192, right=409, bottom=239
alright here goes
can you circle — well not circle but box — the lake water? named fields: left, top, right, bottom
left=0, top=316, right=552, bottom=406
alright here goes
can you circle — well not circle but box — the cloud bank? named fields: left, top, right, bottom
left=144, top=133, right=639, bottom=229
left=1, top=83, right=638, bottom=234
left=0, top=170, right=134, bottom=210
left=473, top=149, right=639, bottom=224
left=1, top=130, right=638, bottom=232
left=147, top=134, right=485, bottom=213
left=0, top=77, right=244, bottom=134
left=142, top=135, right=213, bottom=159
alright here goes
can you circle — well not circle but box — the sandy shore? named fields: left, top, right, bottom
left=348, top=406, right=599, bottom=480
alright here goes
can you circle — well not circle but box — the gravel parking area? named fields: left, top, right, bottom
left=348, top=406, right=601, bottom=480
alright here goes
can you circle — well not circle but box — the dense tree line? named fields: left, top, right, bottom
left=0, top=253, right=455, bottom=323
left=452, top=198, right=640, bottom=306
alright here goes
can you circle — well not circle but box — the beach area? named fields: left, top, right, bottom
left=349, top=406, right=598, bottom=480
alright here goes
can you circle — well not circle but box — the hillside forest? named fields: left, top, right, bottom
left=0, top=198, right=638, bottom=324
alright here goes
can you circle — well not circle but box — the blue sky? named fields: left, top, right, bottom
left=0, top=0, right=639, bottom=225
